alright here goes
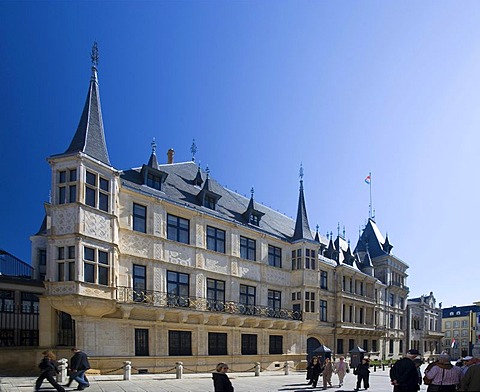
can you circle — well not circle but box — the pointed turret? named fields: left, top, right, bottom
left=196, top=168, right=221, bottom=210
left=147, top=138, right=159, bottom=169
left=292, top=164, right=313, bottom=241
left=243, top=187, right=265, bottom=226
left=64, top=42, right=110, bottom=166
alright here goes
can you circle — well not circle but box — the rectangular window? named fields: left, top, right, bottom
left=169, top=330, right=192, bottom=356
left=0, top=291, right=14, bottom=312
left=269, top=335, right=283, bottom=354
left=83, top=246, right=109, bottom=285
left=39, top=249, right=47, bottom=266
left=348, top=339, right=355, bottom=351
left=268, top=290, right=281, bottom=310
left=85, top=171, right=97, bottom=207
left=389, top=293, right=395, bottom=307
left=208, top=333, right=227, bottom=355
left=320, top=300, right=327, bottom=322
left=305, top=249, right=316, bottom=270
left=304, top=292, right=315, bottom=313
left=133, top=203, right=147, bottom=233
left=167, top=271, right=189, bottom=307
left=389, top=340, right=394, bottom=354
left=240, top=284, right=255, bottom=314
left=399, top=340, right=403, bottom=353
left=21, top=292, right=39, bottom=314
left=390, top=314, right=395, bottom=329
left=133, top=264, right=147, bottom=302
left=363, top=339, right=369, bottom=352
left=372, top=340, right=377, bottom=352
left=135, top=329, right=149, bottom=356
left=206, top=226, right=225, bottom=253
left=58, top=169, right=77, bottom=204
left=268, top=245, right=282, bottom=268
left=337, top=339, right=344, bottom=354
left=292, top=249, right=302, bottom=270
left=207, top=278, right=225, bottom=311
left=20, top=330, right=39, bottom=346
left=147, top=173, right=162, bottom=190
left=320, top=270, right=328, bottom=289
left=240, top=236, right=256, bottom=261
left=0, top=330, right=15, bottom=346
left=167, top=214, right=190, bottom=244
left=241, top=334, right=257, bottom=355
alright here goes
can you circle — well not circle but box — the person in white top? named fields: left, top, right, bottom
left=424, top=352, right=462, bottom=392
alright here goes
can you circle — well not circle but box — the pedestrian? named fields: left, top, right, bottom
left=212, top=362, right=234, bottom=392
left=333, top=356, right=350, bottom=387
left=354, top=357, right=370, bottom=391
left=308, top=356, right=323, bottom=388
left=306, top=356, right=315, bottom=385
left=423, top=352, right=462, bottom=392
left=322, top=357, right=333, bottom=389
left=460, top=356, right=476, bottom=377
left=390, top=348, right=421, bottom=392
left=459, top=362, right=480, bottom=391
left=66, top=347, right=90, bottom=390
left=35, top=350, right=65, bottom=392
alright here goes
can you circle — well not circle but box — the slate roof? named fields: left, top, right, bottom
left=121, top=161, right=316, bottom=243
left=62, top=67, right=111, bottom=166
left=354, top=218, right=392, bottom=258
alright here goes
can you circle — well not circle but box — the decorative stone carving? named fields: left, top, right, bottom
left=52, top=206, right=76, bottom=235
left=84, top=210, right=111, bottom=240
left=165, top=243, right=193, bottom=267
left=120, top=232, right=152, bottom=258
left=265, top=268, right=289, bottom=285
left=238, top=261, right=260, bottom=281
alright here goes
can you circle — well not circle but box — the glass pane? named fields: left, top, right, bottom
left=98, top=266, right=108, bottom=285
left=84, top=263, right=95, bottom=283
left=98, top=251, right=108, bottom=265
left=99, top=178, right=109, bottom=191
left=84, top=247, right=95, bottom=261
left=86, top=171, right=96, bottom=186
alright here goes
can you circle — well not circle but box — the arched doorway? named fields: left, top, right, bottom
left=307, top=337, right=321, bottom=361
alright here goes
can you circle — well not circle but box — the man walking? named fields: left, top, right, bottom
left=390, top=349, right=421, bottom=392
left=66, top=348, right=90, bottom=390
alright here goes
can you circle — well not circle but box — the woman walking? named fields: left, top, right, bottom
left=212, top=362, right=234, bottom=392
left=35, top=351, right=65, bottom=392
left=322, top=357, right=334, bottom=389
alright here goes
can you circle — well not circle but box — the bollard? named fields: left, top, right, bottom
left=176, top=361, right=183, bottom=379
left=373, top=364, right=376, bottom=372
left=123, top=361, right=131, bottom=380
left=284, top=361, right=290, bottom=375
left=382, top=363, right=385, bottom=371
left=57, top=358, right=68, bottom=384
left=254, top=362, right=260, bottom=376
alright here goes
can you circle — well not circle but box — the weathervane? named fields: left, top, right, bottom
left=191, top=139, right=197, bottom=162
left=151, top=138, right=157, bottom=154
left=299, top=162, right=304, bottom=181
left=91, top=41, right=99, bottom=67
left=251, top=187, right=255, bottom=198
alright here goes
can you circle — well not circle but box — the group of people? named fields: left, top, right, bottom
left=35, top=347, right=91, bottom=391
left=306, top=355, right=353, bottom=389
left=390, top=348, right=480, bottom=392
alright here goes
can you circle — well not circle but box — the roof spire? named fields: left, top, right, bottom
left=147, top=138, right=159, bottom=168
left=191, top=139, right=197, bottom=162
left=63, top=42, right=110, bottom=166
left=292, top=163, right=313, bottom=241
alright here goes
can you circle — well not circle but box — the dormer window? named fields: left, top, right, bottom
left=250, top=214, right=259, bottom=226
left=205, top=195, right=217, bottom=210
left=147, top=173, right=161, bottom=190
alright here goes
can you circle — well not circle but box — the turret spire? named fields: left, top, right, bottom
left=292, top=163, right=313, bottom=241
left=64, top=42, right=110, bottom=166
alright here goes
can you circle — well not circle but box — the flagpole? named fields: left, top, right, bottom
left=369, top=172, right=372, bottom=219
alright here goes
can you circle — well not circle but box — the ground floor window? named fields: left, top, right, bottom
left=135, top=328, right=149, bottom=356
left=0, top=329, right=14, bottom=346
left=209, top=332, right=227, bottom=355
left=348, top=339, right=355, bottom=351
left=372, top=339, right=377, bottom=352
left=169, top=330, right=192, bottom=356
left=337, top=339, right=344, bottom=354
left=241, top=334, right=257, bottom=355
left=269, top=335, right=283, bottom=354
left=389, top=340, right=394, bottom=354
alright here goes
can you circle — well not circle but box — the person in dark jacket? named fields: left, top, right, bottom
left=66, top=347, right=90, bottom=390
left=35, top=350, right=65, bottom=392
left=212, top=362, right=234, bottom=392
left=354, top=357, right=370, bottom=391
left=390, top=349, right=421, bottom=392
left=308, top=356, right=323, bottom=388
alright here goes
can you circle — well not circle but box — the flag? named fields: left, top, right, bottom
left=451, top=338, right=456, bottom=348
left=364, top=175, right=371, bottom=184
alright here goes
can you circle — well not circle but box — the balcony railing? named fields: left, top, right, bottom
left=116, top=287, right=302, bottom=321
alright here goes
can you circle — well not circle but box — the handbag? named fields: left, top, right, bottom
left=423, top=375, right=433, bottom=385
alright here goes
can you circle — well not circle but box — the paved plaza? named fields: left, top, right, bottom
left=1, top=365, right=431, bottom=392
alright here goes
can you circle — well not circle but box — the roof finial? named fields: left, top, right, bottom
left=151, top=138, right=157, bottom=154
left=191, top=139, right=197, bottom=162
left=251, top=187, right=255, bottom=198
left=299, top=162, right=304, bottom=181
left=343, top=225, right=346, bottom=239
left=91, top=41, right=99, bottom=68
left=337, top=222, right=340, bottom=237
left=205, top=165, right=210, bottom=178
left=316, top=224, right=319, bottom=232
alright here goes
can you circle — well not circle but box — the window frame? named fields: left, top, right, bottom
left=133, top=203, right=147, bottom=233
left=169, top=330, right=192, bottom=356
left=206, top=226, right=225, bottom=253
left=167, top=214, right=190, bottom=244
left=240, top=236, right=256, bottom=261
left=268, top=245, right=282, bottom=268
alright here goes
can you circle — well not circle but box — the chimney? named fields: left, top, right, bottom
left=167, top=148, right=174, bottom=164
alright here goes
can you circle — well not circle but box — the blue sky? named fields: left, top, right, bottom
left=1, top=1, right=479, bottom=307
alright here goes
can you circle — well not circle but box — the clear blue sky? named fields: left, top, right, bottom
left=1, top=1, right=479, bottom=307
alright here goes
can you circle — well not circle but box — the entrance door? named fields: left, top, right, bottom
left=307, top=337, right=321, bottom=361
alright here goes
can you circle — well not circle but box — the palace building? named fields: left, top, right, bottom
left=28, top=50, right=410, bottom=373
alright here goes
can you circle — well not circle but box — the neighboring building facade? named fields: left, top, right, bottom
left=0, top=249, right=43, bottom=349
left=406, top=292, right=443, bottom=360
left=442, top=305, right=480, bottom=360
left=29, top=52, right=411, bottom=372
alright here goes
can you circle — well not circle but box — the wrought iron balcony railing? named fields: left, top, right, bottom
left=116, top=287, right=302, bottom=321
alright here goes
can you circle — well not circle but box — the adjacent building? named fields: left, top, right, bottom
left=26, top=50, right=412, bottom=372
left=441, top=305, right=480, bottom=359
left=406, top=292, right=443, bottom=360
